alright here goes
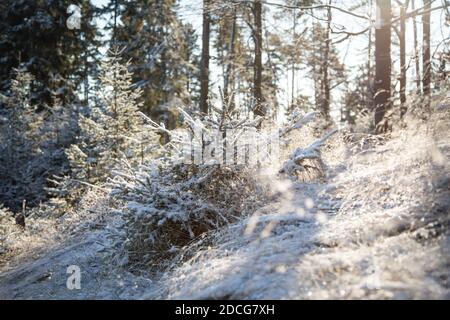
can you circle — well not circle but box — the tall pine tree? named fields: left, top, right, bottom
left=0, top=0, right=99, bottom=106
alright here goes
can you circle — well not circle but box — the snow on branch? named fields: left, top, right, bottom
left=280, top=129, right=338, bottom=178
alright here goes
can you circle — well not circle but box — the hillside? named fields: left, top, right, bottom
left=1, top=107, right=448, bottom=300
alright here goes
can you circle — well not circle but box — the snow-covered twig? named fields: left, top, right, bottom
left=280, top=129, right=338, bottom=177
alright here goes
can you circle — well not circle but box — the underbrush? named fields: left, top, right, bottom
left=145, top=106, right=450, bottom=299
left=0, top=188, right=112, bottom=270
left=111, top=162, right=267, bottom=272
left=109, top=105, right=340, bottom=274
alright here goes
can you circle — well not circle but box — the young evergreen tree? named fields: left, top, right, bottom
left=102, top=0, right=195, bottom=127
left=65, top=49, right=156, bottom=186
left=183, top=23, right=201, bottom=105
left=0, top=68, right=43, bottom=210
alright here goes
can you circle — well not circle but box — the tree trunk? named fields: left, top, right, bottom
left=291, top=9, right=296, bottom=108
left=186, top=42, right=191, bottom=94
left=113, top=0, right=118, bottom=45
left=422, top=0, right=431, bottom=109
left=224, top=8, right=237, bottom=108
left=411, top=0, right=421, bottom=93
left=374, top=0, right=392, bottom=130
left=400, top=5, right=407, bottom=116
left=200, top=0, right=211, bottom=115
left=84, top=43, right=89, bottom=104
left=312, top=22, right=320, bottom=112
left=367, top=0, right=373, bottom=110
left=322, top=1, right=331, bottom=120
left=253, top=0, right=264, bottom=118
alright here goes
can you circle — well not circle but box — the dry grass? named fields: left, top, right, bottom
left=0, top=189, right=111, bottom=272
left=114, top=163, right=268, bottom=274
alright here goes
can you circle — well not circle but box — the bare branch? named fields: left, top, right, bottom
left=229, top=0, right=370, bottom=20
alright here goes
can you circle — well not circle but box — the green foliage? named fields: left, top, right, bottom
left=107, top=0, right=197, bottom=124
left=0, top=68, right=45, bottom=210
left=65, top=49, right=158, bottom=188
left=0, top=0, right=100, bottom=106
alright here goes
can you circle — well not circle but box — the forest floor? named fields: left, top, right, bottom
left=0, top=109, right=449, bottom=299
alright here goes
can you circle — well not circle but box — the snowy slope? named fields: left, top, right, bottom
left=0, top=196, right=152, bottom=299
left=146, top=110, right=450, bottom=300
left=1, top=110, right=449, bottom=300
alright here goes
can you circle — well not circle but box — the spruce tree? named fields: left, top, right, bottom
left=0, top=68, right=43, bottom=210
left=103, top=0, right=196, bottom=127
left=65, top=49, right=157, bottom=186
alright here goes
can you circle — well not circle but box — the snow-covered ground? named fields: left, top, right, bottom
left=146, top=111, right=450, bottom=299
left=1, top=109, right=449, bottom=300
left=0, top=196, right=153, bottom=299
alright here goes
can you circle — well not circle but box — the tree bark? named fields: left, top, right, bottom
left=312, top=21, right=320, bottom=113
left=411, top=0, right=421, bottom=93
left=367, top=0, right=373, bottom=110
left=224, top=8, right=237, bottom=108
left=200, top=0, right=211, bottom=115
left=253, top=0, right=265, bottom=117
left=400, top=5, right=407, bottom=116
left=113, top=0, right=118, bottom=45
left=322, top=1, right=331, bottom=120
left=422, top=0, right=431, bottom=109
left=291, top=9, right=296, bottom=108
left=84, top=43, right=89, bottom=104
left=374, top=0, right=392, bottom=130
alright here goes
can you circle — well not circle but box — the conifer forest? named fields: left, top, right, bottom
left=0, top=0, right=449, bottom=302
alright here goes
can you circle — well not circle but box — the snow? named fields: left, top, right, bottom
left=143, top=110, right=450, bottom=300
left=280, top=129, right=338, bottom=176
left=1, top=109, right=449, bottom=300
left=0, top=191, right=152, bottom=299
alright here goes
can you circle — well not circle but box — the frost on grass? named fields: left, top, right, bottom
left=1, top=85, right=449, bottom=299
left=145, top=108, right=450, bottom=300
left=279, top=129, right=338, bottom=180
left=109, top=105, right=316, bottom=272
left=108, top=103, right=330, bottom=274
